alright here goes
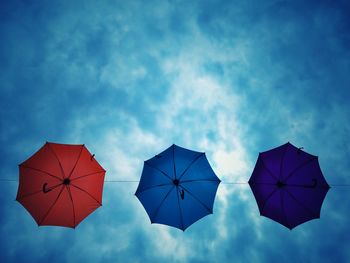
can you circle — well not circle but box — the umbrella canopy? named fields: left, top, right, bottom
left=249, top=142, right=330, bottom=229
left=135, top=144, right=221, bottom=231
left=16, top=142, right=106, bottom=228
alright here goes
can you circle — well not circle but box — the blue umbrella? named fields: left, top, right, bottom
left=135, top=144, right=221, bottom=231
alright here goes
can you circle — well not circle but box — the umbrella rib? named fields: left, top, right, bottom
left=260, top=188, right=279, bottom=214
left=285, top=157, right=318, bottom=182
left=39, top=185, right=65, bottom=225
left=152, top=186, right=175, bottom=221
left=280, top=190, right=290, bottom=228
left=287, top=184, right=329, bottom=190
left=16, top=189, right=43, bottom=201
left=16, top=183, right=62, bottom=201
left=136, top=183, right=173, bottom=195
left=70, top=171, right=105, bottom=182
left=180, top=185, right=212, bottom=213
left=259, top=158, right=279, bottom=181
left=19, top=165, right=62, bottom=181
left=68, top=145, right=84, bottom=179
left=176, top=187, right=185, bottom=230
left=181, top=179, right=220, bottom=183
left=284, top=188, right=318, bottom=218
left=70, top=184, right=102, bottom=206
left=144, top=162, right=173, bottom=182
left=178, top=153, right=205, bottom=181
left=47, top=143, right=65, bottom=179
left=66, top=186, right=76, bottom=227
left=173, top=145, right=177, bottom=179
left=279, top=144, right=289, bottom=180
left=249, top=182, right=276, bottom=186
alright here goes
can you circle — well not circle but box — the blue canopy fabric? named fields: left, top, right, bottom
left=135, top=144, right=221, bottom=231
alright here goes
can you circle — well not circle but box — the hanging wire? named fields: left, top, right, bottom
left=103, top=180, right=249, bottom=184
left=1, top=178, right=350, bottom=187
left=221, top=182, right=247, bottom=185
left=104, top=180, right=139, bottom=183
left=0, top=179, right=17, bottom=182
left=328, top=184, right=350, bottom=187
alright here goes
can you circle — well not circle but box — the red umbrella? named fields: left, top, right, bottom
left=16, top=142, right=106, bottom=228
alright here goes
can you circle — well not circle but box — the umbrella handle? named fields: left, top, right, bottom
left=180, top=189, right=185, bottom=200
left=42, top=183, right=52, bottom=193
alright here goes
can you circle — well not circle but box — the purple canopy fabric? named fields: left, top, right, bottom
left=248, top=142, right=330, bottom=229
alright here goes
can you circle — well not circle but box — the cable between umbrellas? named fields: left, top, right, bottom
left=0, top=179, right=18, bottom=182
left=2, top=179, right=350, bottom=187
left=99, top=181, right=350, bottom=187
left=221, top=182, right=248, bottom=185
left=104, top=180, right=139, bottom=183
left=103, top=180, right=249, bottom=184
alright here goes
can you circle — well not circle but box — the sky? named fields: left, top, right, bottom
left=1, top=0, right=350, bottom=262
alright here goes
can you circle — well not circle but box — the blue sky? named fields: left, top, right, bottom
left=1, top=0, right=350, bottom=262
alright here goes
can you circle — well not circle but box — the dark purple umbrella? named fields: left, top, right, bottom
left=248, top=142, right=330, bottom=229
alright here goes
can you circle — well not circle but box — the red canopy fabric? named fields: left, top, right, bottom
left=16, top=142, right=106, bottom=228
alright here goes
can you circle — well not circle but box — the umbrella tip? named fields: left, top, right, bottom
left=297, top=147, right=304, bottom=154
